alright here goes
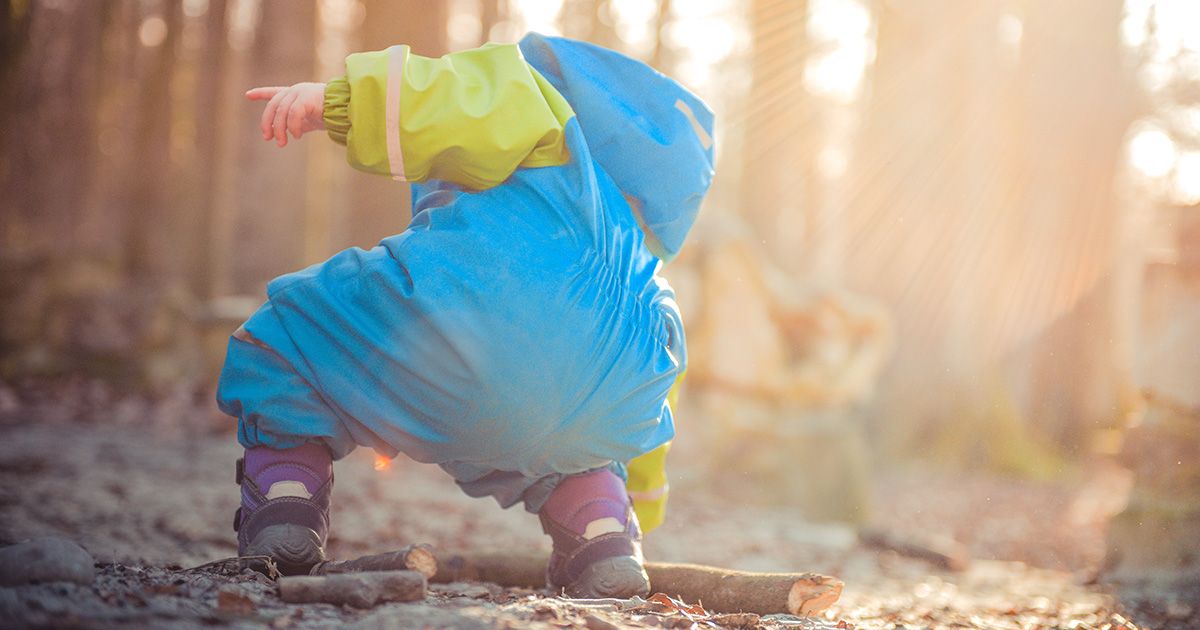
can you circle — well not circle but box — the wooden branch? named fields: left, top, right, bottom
left=278, top=570, right=426, bottom=608
left=432, top=549, right=546, bottom=588
left=310, top=543, right=437, bottom=579
left=646, top=562, right=842, bottom=617
left=432, top=549, right=842, bottom=616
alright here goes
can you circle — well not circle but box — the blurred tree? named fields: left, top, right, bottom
left=1018, top=0, right=1140, bottom=449
left=0, top=1, right=111, bottom=375
left=562, top=0, right=617, bottom=49
left=229, top=0, right=316, bottom=294
left=0, top=2, right=34, bottom=127
left=192, top=0, right=230, bottom=300
left=739, top=0, right=810, bottom=272
left=849, top=0, right=1139, bottom=467
left=343, top=0, right=449, bottom=250
left=0, top=1, right=107, bottom=259
left=124, top=0, right=182, bottom=279
left=849, top=0, right=1016, bottom=464
left=479, top=0, right=505, bottom=43
left=649, top=0, right=671, bottom=71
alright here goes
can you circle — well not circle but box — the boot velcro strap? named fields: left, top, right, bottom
left=237, top=498, right=329, bottom=546
left=553, top=533, right=637, bottom=587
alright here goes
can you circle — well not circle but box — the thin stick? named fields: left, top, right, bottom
left=310, top=543, right=437, bottom=578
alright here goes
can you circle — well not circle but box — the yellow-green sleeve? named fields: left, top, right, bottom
left=323, top=77, right=351, bottom=145
left=328, top=43, right=573, bottom=189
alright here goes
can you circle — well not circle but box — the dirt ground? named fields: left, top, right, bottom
left=0, top=380, right=1194, bottom=629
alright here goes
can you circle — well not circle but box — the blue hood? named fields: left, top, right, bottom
left=519, top=33, right=715, bottom=260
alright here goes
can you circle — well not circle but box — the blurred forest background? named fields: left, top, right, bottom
left=1, top=0, right=1198, bottom=578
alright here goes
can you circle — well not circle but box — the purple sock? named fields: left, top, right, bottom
left=243, top=443, right=332, bottom=497
left=540, top=469, right=630, bottom=536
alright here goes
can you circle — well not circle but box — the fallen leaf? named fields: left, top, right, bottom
left=217, top=588, right=255, bottom=615
left=646, top=592, right=708, bottom=618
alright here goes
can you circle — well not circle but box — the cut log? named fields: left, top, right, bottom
left=278, top=570, right=426, bottom=608
left=432, top=549, right=842, bottom=616
left=310, top=543, right=437, bottom=578
left=646, top=562, right=842, bottom=617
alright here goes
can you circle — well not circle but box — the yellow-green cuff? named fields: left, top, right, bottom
left=323, top=77, right=351, bottom=146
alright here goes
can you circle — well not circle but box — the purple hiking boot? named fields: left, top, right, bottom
left=539, top=469, right=650, bottom=598
left=234, top=443, right=333, bottom=575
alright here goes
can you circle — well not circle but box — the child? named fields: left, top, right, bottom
left=220, top=32, right=714, bottom=598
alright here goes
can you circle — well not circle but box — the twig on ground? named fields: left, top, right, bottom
left=310, top=543, right=437, bottom=578
left=185, top=555, right=280, bottom=580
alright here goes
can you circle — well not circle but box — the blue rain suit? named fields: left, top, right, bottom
left=216, top=33, right=715, bottom=512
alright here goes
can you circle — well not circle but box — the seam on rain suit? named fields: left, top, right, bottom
left=216, top=33, right=715, bottom=531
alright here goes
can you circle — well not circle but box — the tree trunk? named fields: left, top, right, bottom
left=191, top=0, right=229, bottom=300
left=1019, top=0, right=1140, bottom=446
left=738, top=0, right=809, bottom=272
left=479, top=0, right=504, bottom=44
left=124, top=0, right=183, bottom=279
left=0, top=1, right=107, bottom=258
left=0, top=1, right=112, bottom=374
left=343, top=0, right=449, bottom=251
left=649, top=0, right=671, bottom=71
left=228, top=0, right=316, bottom=294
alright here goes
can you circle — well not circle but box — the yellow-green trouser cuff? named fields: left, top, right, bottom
left=627, top=441, right=670, bottom=532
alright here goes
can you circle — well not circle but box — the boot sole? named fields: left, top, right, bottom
left=243, top=524, right=326, bottom=575
left=565, top=555, right=651, bottom=598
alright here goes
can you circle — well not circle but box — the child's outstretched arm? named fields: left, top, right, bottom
left=247, top=43, right=574, bottom=190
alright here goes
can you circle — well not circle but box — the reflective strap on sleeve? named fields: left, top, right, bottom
left=343, top=46, right=403, bottom=176
left=385, top=45, right=408, bottom=181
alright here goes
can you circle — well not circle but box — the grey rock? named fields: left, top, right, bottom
left=0, top=588, right=22, bottom=619
left=0, top=537, right=96, bottom=586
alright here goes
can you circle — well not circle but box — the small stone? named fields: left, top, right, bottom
left=0, top=537, right=95, bottom=586
left=1166, top=601, right=1193, bottom=620
left=583, top=613, right=622, bottom=630
left=0, top=588, right=22, bottom=619
left=434, top=582, right=493, bottom=599
left=0, top=384, right=19, bottom=414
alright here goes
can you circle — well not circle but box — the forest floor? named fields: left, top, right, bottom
left=0, top=380, right=1195, bottom=629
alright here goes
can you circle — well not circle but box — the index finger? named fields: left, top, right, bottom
left=245, top=86, right=287, bottom=101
